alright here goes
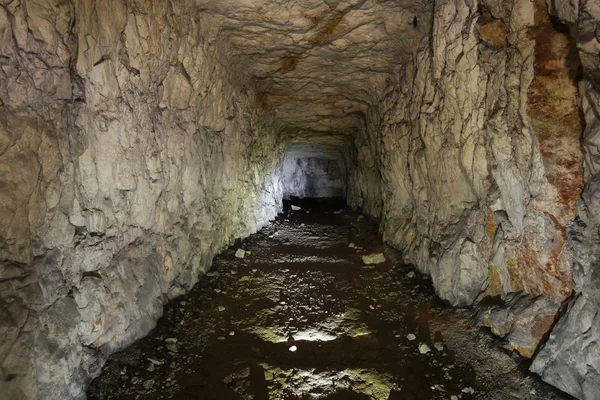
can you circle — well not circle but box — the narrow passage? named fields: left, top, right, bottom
left=89, top=201, right=570, bottom=400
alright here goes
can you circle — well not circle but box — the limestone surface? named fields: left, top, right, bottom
left=1, top=1, right=284, bottom=398
left=1, top=0, right=600, bottom=399
left=347, top=0, right=587, bottom=376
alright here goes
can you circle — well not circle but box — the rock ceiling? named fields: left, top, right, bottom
left=196, top=0, right=432, bottom=137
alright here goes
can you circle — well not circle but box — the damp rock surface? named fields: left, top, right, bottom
left=88, top=201, right=570, bottom=400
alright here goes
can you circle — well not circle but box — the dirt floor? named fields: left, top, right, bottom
left=88, top=199, right=572, bottom=400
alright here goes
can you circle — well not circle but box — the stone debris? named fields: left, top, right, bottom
left=217, top=306, right=226, bottom=312
left=88, top=204, right=571, bottom=400
left=407, top=271, right=415, bottom=278
left=166, top=343, right=178, bottom=353
left=349, top=243, right=357, bottom=249
left=362, top=253, right=386, bottom=265
left=235, top=249, right=246, bottom=259
left=462, top=387, right=475, bottom=394
left=418, top=343, right=431, bottom=354
left=143, top=379, right=155, bottom=390
left=434, top=342, right=444, bottom=352
left=291, top=205, right=301, bottom=211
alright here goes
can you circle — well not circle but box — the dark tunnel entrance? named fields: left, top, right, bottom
left=281, top=144, right=349, bottom=202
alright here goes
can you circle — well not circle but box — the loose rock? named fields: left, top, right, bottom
left=362, top=253, right=386, bottom=265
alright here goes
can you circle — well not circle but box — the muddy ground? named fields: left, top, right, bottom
left=88, top=200, right=571, bottom=400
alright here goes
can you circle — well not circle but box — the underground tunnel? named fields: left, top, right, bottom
left=1, top=0, right=600, bottom=399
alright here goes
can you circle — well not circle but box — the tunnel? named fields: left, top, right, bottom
left=1, top=0, right=600, bottom=399
left=281, top=142, right=349, bottom=200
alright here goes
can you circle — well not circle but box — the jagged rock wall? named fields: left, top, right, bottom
left=349, top=0, right=585, bottom=375
left=530, top=1, right=600, bottom=399
left=0, top=1, right=284, bottom=399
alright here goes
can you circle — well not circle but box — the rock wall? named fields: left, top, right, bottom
left=530, top=1, right=600, bottom=399
left=349, top=0, right=588, bottom=384
left=0, top=1, right=284, bottom=399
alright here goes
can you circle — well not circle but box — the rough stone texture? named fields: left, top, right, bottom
left=530, top=2, right=600, bottom=398
left=1, top=0, right=600, bottom=399
left=197, top=0, right=431, bottom=134
left=348, top=0, right=583, bottom=362
left=0, top=1, right=283, bottom=399
left=477, top=293, right=560, bottom=358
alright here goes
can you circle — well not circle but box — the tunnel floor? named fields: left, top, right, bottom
left=88, top=200, right=571, bottom=400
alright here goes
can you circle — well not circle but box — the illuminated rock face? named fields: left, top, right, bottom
left=0, top=1, right=284, bottom=399
left=0, top=0, right=599, bottom=398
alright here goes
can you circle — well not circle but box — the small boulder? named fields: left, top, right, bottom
left=362, top=253, right=386, bottom=265
left=235, top=249, right=245, bottom=259
left=418, top=343, right=431, bottom=354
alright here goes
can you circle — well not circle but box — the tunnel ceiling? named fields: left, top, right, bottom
left=197, top=0, right=432, bottom=135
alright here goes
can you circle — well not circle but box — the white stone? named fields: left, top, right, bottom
left=362, top=253, right=386, bottom=265
left=235, top=249, right=246, bottom=259
left=418, top=343, right=431, bottom=354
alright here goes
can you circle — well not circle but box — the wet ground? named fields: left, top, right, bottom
left=88, top=200, right=571, bottom=400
